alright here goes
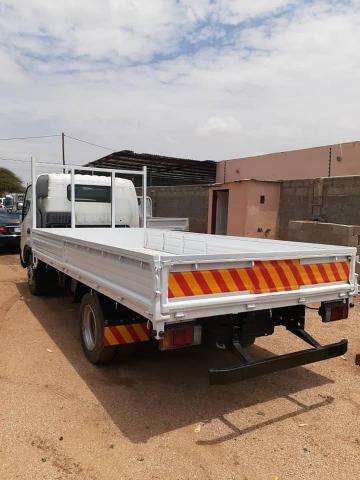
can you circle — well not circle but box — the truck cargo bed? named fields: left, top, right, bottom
left=33, top=227, right=357, bottom=258
left=32, top=228, right=357, bottom=336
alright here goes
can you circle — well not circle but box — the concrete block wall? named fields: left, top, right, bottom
left=279, top=175, right=360, bottom=240
left=278, top=180, right=314, bottom=238
left=287, top=221, right=360, bottom=246
left=287, top=221, right=360, bottom=273
left=321, top=176, right=360, bottom=225
left=147, top=185, right=209, bottom=233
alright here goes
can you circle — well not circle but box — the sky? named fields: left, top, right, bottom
left=0, top=0, right=360, bottom=182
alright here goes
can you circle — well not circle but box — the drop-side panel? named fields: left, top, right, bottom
left=32, top=230, right=156, bottom=319
left=32, top=231, right=65, bottom=263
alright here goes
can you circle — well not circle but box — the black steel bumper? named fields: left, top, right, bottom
left=209, top=338, right=348, bottom=385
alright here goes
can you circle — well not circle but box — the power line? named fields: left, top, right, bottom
left=0, top=131, right=117, bottom=171
left=0, top=132, right=117, bottom=152
left=38, top=161, right=66, bottom=166
left=0, top=156, right=60, bottom=165
left=65, top=134, right=115, bottom=151
left=0, top=156, right=30, bottom=163
left=0, top=134, right=61, bottom=141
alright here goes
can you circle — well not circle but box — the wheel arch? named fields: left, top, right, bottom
left=72, top=280, right=91, bottom=303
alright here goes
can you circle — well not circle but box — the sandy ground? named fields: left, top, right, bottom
left=0, top=251, right=359, bottom=480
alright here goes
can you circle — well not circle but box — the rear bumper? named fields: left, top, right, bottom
left=209, top=338, right=348, bottom=385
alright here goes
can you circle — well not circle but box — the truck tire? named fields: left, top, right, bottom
left=27, top=259, right=49, bottom=295
left=80, top=293, right=117, bottom=364
left=20, top=250, right=27, bottom=268
left=27, top=257, right=59, bottom=296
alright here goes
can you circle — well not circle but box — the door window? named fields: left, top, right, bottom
left=22, top=185, right=32, bottom=220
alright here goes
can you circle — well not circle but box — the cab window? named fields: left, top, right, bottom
left=67, top=184, right=111, bottom=203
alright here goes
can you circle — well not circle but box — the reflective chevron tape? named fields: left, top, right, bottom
left=104, top=323, right=150, bottom=347
left=168, top=259, right=350, bottom=298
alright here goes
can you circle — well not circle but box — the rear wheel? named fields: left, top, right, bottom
left=80, top=292, right=117, bottom=364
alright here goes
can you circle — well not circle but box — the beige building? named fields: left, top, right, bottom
left=208, top=140, right=360, bottom=239
left=208, top=180, right=280, bottom=238
left=216, top=140, right=360, bottom=183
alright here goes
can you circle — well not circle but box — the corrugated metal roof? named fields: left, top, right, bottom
left=86, top=150, right=216, bottom=186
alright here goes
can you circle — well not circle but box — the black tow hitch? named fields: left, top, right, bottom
left=209, top=309, right=348, bottom=385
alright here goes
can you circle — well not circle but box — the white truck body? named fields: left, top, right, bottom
left=31, top=227, right=357, bottom=336
left=20, top=159, right=357, bottom=383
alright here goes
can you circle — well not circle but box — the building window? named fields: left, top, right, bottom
left=260, top=195, right=265, bottom=204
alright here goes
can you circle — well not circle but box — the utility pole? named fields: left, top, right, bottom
left=62, top=132, right=65, bottom=173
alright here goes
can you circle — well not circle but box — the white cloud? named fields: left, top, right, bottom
left=0, top=0, right=193, bottom=63
left=0, top=48, right=25, bottom=84
left=0, top=0, right=360, bottom=183
left=198, top=116, right=242, bottom=136
left=215, top=0, right=293, bottom=24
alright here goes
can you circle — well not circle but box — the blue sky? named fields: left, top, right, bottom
left=0, top=0, right=359, bottom=181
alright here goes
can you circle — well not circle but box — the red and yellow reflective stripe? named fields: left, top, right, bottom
left=168, top=259, right=350, bottom=298
left=104, top=323, right=150, bottom=347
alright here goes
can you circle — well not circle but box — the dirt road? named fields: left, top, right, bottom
left=0, top=252, right=359, bottom=480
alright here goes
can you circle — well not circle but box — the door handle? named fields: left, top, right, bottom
left=27, top=228, right=30, bottom=234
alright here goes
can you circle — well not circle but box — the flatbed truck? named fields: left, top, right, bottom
left=20, top=159, right=358, bottom=384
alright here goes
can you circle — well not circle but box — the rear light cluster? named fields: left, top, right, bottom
left=319, top=300, right=349, bottom=322
left=160, top=325, right=202, bottom=351
left=0, top=226, right=8, bottom=234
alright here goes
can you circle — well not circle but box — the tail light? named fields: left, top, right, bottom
left=0, top=226, right=8, bottom=234
left=319, top=300, right=349, bottom=322
left=160, top=325, right=202, bottom=350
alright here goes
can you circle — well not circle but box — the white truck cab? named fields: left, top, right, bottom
left=21, top=173, right=139, bottom=265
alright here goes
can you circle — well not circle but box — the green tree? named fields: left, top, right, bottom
left=0, top=167, right=24, bottom=195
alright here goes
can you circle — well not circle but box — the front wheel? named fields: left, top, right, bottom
left=80, top=293, right=117, bottom=364
left=27, top=259, right=48, bottom=295
left=27, top=256, right=59, bottom=296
